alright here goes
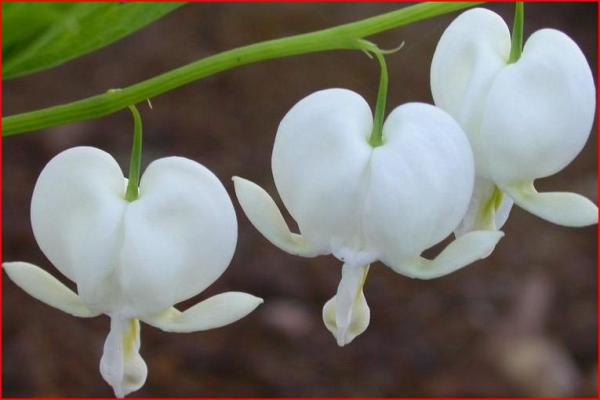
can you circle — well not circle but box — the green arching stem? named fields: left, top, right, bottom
left=125, top=105, right=143, bottom=202
left=368, top=50, right=389, bottom=147
left=508, top=2, right=524, bottom=63
left=3, top=2, right=482, bottom=136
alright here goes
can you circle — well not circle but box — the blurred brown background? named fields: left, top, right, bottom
left=2, top=2, right=597, bottom=397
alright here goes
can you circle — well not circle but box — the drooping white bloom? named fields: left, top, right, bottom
left=3, top=146, right=262, bottom=397
left=431, top=8, right=597, bottom=233
left=234, top=89, right=503, bottom=346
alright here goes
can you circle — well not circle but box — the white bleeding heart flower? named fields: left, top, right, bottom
left=431, top=8, right=597, bottom=233
left=234, top=89, right=504, bottom=346
left=3, top=146, right=262, bottom=397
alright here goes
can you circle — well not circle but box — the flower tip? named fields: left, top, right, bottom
left=232, top=176, right=256, bottom=196
left=335, top=326, right=352, bottom=347
left=113, top=387, right=125, bottom=399
left=2, top=261, right=28, bottom=279
left=231, top=176, right=251, bottom=194
left=2, top=262, right=27, bottom=290
left=2, top=261, right=17, bottom=275
left=476, top=230, right=505, bottom=260
left=322, top=287, right=370, bottom=347
left=246, top=294, right=265, bottom=309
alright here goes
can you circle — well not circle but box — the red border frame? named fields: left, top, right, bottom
left=0, top=1, right=597, bottom=399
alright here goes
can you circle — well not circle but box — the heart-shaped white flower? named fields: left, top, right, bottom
left=234, top=89, right=503, bottom=346
left=3, top=146, right=262, bottom=397
left=431, top=8, right=597, bottom=232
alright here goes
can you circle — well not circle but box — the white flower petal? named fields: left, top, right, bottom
left=322, top=292, right=370, bottom=348
left=389, top=230, right=504, bottom=279
left=430, top=8, right=510, bottom=176
left=495, top=192, right=514, bottom=231
left=455, top=177, right=514, bottom=235
left=322, top=264, right=370, bottom=346
left=118, top=157, right=237, bottom=317
left=3, top=262, right=99, bottom=318
left=100, top=317, right=147, bottom=398
left=365, top=103, right=475, bottom=266
left=481, top=29, right=596, bottom=184
left=30, top=147, right=126, bottom=313
left=502, top=182, right=598, bottom=227
left=272, top=88, right=373, bottom=254
left=143, top=292, right=263, bottom=333
left=233, top=177, right=317, bottom=257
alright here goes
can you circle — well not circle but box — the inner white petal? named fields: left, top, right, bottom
left=100, top=316, right=147, bottom=398
left=332, top=262, right=370, bottom=346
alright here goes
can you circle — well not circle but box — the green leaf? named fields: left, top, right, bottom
left=3, top=2, right=184, bottom=80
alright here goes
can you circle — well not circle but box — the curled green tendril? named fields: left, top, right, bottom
left=359, top=40, right=397, bottom=148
